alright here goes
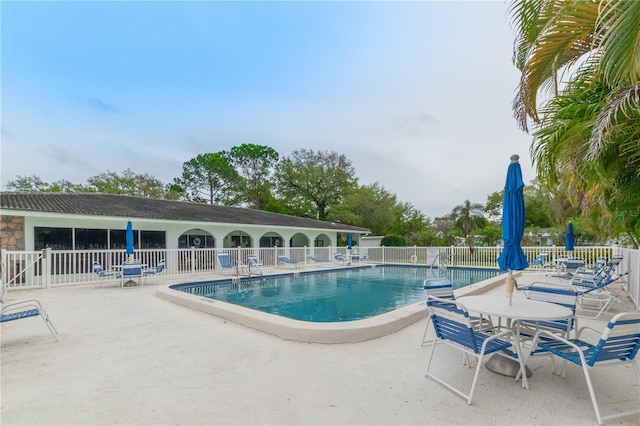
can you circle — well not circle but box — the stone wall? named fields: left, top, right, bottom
left=0, top=215, right=25, bottom=251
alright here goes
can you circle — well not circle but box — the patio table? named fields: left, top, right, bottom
left=457, top=295, right=573, bottom=389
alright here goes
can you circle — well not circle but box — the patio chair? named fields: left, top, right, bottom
left=121, top=261, right=144, bottom=287
left=421, top=278, right=493, bottom=346
left=425, top=295, right=526, bottom=405
left=1, top=299, right=58, bottom=341
left=247, top=256, right=263, bottom=267
left=217, top=252, right=237, bottom=275
left=143, top=260, right=165, bottom=283
left=514, top=282, right=578, bottom=356
left=278, top=256, right=300, bottom=268
left=528, top=312, right=640, bottom=425
left=334, top=253, right=346, bottom=263
left=530, top=252, right=549, bottom=267
left=93, top=261, right=121, bottom=287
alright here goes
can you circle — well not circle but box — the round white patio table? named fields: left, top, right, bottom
left=456, top=295, right=573, bottom=388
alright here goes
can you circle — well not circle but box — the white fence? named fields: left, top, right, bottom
left=2, top=245, right=638, bottom=309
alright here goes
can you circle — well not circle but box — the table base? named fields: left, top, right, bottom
left=485, top=354, right=532, bottom=378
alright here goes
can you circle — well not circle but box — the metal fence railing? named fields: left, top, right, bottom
left=1, top=245, right=637, bottom=309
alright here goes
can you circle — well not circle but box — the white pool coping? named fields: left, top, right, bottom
left=155, top=267, right=514, bottom=343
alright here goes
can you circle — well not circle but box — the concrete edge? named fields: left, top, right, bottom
left=156, top=285, right=427, bottom=344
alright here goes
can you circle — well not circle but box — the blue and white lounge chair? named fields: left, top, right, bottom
left=334, top=253, right=346, bottom=262
left=217, top=252, right=236, bottom=275
left=425, top=296, right=526, bottom=405
left=530, top=252, right=549, bottom=267
left=1, top=299, right=58, bottom=341
left=143, top=260, right=165, bottom=283
left=278, top=256, right=300, bottom=268
left=93, top=261, right=120, bottom=287
left=247, top=256, right=263, bottom=267
left=528, top=312, right=640, bottom=425
left=307, top=255, right=330, bottom=263
left=570, top=267, right=629, bottom=319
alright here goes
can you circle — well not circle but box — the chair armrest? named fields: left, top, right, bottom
left=1, top=299, right=44, bottom=314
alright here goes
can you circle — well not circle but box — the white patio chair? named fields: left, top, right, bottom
left=421, top=278, right=493, bottom=345
left=424, top=296, right=526, bottom=405
left=528, top=312, right=640, bottom=425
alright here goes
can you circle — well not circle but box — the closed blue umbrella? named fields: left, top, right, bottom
left=565, top=221, right=575, bottom=252
left=497, top=155, right=529, bottom=304
left=125, top=221, right=135, bottom=258
left=347, top=233, right=352, bottom=250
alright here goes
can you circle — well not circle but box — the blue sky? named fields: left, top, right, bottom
left=1, top=0, right=534, bottom=218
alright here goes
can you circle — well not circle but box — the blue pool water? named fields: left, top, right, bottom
left=172, top=265, right=501, bottom=322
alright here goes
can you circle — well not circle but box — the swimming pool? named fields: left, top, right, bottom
left=170, top=265, right=501, bottom=322
left=158, top=265, right=507, bottom=343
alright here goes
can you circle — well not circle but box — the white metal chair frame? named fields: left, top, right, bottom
left=1, top=299, right=58, bottom=341
left=527, top=312, right=640, bottom=425
left=93, top=261, right=121, bottom=287
left=425, top=296, right=527, bottom=405
left=422, top=278, right=493, bottom=345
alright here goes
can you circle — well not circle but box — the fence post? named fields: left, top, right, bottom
left=190, top=246, right=196, bottom=274
left=43, top=248, right=52, bottom=288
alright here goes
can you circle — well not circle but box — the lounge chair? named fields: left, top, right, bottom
left=278, top=256, right=300, bottom=268
left=217, top=252, right=238, bottom=275
left=530, top=252, right=549, bottom=267
left=569, top=267, right=629, bottom=319
left=93, top=261, right=121, bottom=287
left=121, top=261, right=143, bottom=287
left=1, top=299, right=58, bottom=341
left=307, top=255, right=330, bottom=263
left=528, top=311, right=640, bottom=425
left=247, top=256, right=263, bottom=267
left=334, top=253, right=346, bottom=263
left=143, top=260, right=165, bottom=283
left=424, top=295, right=526, bottom=405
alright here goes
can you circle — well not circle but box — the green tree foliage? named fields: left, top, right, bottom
left=6, top=175, right=94, bottom=192
left=509, top=0, right=640, bottom=246
left=450, top=200, right=486, bottom=242
left=87, top=169, right=167, bottom=198
left=275, top=149, right=357, bottom=220
left=172, top=152, right=240, bottom=205
left=380, top=235, right=406, bottom=247
left=330, top=183, right=403, bottom=235
left=228, top=143, right=279, bottom=209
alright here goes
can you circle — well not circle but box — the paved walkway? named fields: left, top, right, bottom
left=1, top=271, right=638, bottom=425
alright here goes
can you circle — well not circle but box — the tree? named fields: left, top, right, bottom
left=228, top=143, right=279, bottom=209
left=275, top=149, right=357, bottom=220
left=87, top=169, right=166, bottom=198
left=450, top=200, right=486, bottom=244
left=6, top=175, right=93, bottom=192
left=509, top=0, right=640, bottom=246
left=172, top=153, right=240, bottom=205
left=330, top=183, right=403, bottom=235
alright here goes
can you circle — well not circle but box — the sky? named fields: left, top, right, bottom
left=1, top=0, right=535, bottom=219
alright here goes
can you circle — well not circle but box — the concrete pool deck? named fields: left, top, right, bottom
left=1, top=269, right=639, bottom=425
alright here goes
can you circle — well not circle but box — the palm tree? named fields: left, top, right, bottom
left=450, top=200, right=486, bottom=244
left=509, top=0, right=640, bottom=245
